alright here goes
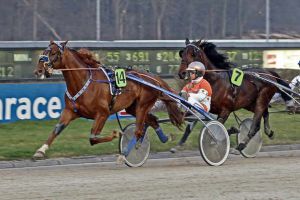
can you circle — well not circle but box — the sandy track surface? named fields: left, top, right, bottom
left=1, top=151, right=300, bottom=200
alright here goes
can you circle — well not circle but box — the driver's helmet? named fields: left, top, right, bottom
left=298, top=60, right=300, bottom=66
left=186, top=61, right=206, bottom=78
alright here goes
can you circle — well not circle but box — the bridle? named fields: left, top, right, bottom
left=179, top=43, right=206, bottom=79
left=180, top=43, right=204, bottom=65
left=38, top=42, right=64, bottom=75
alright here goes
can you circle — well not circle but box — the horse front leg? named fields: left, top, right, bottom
left=33, top=109, right=78, bottom=160
left=89, top=113, right=118, bottom=145
left=236, top=109, right=263, bottom=151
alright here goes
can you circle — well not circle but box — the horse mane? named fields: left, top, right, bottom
left=70, top=48, right=101, bottom=68
left=194, top=40, right=234, bottom=69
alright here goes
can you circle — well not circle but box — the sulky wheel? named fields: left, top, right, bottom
left=237, top=118, right=263, bottom=158
left=119, top=123, right=150, bottom=167
left=199, top=120, right=230, bottom=166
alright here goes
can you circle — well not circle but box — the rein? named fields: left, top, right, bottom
left=53, top=68, right=104, bottom=71
left=50, top=67, right=163, bottom=85
left=52, top=67, right=290, bottom=83
left=129, top=71, right=161, bottom=85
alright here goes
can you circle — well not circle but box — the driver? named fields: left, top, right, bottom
left=170, top=61, right=212, bottom=153
left=149, top=61, right=213, bottom=152
left=270, top=60, right=299, bottom=109
left=180, top=61, right=212, bottom=112
left=289, top=60, right=300, bottom=90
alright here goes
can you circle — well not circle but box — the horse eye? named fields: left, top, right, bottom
left=191, top=49, right=199, bottom=58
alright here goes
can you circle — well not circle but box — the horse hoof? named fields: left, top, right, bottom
left=168, top=133, right=176, bottom=142
left=116, top=154, right=125, bottom=165
left=89, top=138, right=97, bottom=146
left=229, top=148, right=240, bottom=155
left=236, top=143, right=247, bottom=152
left=170, top=145, right=184, bottom=153
left=32, top=151, right=45, bottom=160
left=268, top=131, right=275, bottom=140
left=112, top=130, right=120, bottom=139
left=227, top=126, right=240, bottom=135
left=170, top=147, right=177, bottom=153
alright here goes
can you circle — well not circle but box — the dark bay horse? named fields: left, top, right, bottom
left=33, top=41, right=183, bottom=159
left=178, top=39, right=292, bottom=151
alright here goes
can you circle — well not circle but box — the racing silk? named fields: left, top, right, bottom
left=182, top=77, right=212, bottom=112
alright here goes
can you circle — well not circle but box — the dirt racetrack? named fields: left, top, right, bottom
left=0, top=151, right=300, bottom=200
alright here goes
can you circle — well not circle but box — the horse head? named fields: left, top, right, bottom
left=178, top=38, right=211, bottom=79
left=34, top=40, right=68, bottom=79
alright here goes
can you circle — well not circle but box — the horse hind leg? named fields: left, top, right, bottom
left=89, top=113, right=118, bottom=145
left=145, top=112, right=173, bottom=143
left=263, top=109, right=274, bottom=139
left=217, top=110, right=239, bottom=135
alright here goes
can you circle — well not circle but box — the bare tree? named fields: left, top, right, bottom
left=113, top=0, right=129, bottom=39
left=222, top=0, right=228, bottom=38
left=151, top=0, right=167, bottom=39
left=187, top=2, right=194, bottom=39
left=32, top=0, right=37, bottom=40
left=237, top=0, right=243, bottom=38
left=23, top=0, right=62, bottom=40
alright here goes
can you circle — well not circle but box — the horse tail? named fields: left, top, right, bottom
left=155, top=77, right=184, bottom=130
left=140, top=72, right=184, bottom=129
left=160, top=94, right=184, bottom=130
left=268, top=71, right=292, bottom=102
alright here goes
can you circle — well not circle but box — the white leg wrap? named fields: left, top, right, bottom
left=37, top=144, right=49, bottom=154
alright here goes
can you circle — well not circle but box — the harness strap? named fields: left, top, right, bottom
left=109, top=94, right=117, bottom=111
left=99, top=67, right=115, bottom=95
left=65, top=67, right=116, bottom=113
left=65, top=71, right=92, bottom=113
left=227, top=70, right=238, bottom=98
left=186, top=44, right=201, bottom=51
left=66, top=77, right=92, bottom=102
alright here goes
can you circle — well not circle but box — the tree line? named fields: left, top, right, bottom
left=0, top=0, right=300, bottom=41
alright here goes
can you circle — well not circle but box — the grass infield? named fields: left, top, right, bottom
left=0, top=104, right=299, bottom=160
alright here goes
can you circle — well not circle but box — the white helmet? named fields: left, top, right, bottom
left=187, top=61, right=206, bottom=72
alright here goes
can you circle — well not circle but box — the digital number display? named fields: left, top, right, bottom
left=0, top=66, right=15, bottom=78
left=94, top=50, right=182, bottom=75
left=95, top=49, right=262, bottom=75
left=0, top=49, right=264, bottom=80
left=225, top=50, right=263, bottom=67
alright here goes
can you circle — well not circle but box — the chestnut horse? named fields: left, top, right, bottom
left=33, top=41, right=183, bottom=159
left=178, top=39, right=292, bottom=151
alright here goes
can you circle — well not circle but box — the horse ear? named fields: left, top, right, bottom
left=50, top=39, right=54, bottom=44
left=185, top=38, right=190, bottom=45
left=61, top=40, right=68, bottom=47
